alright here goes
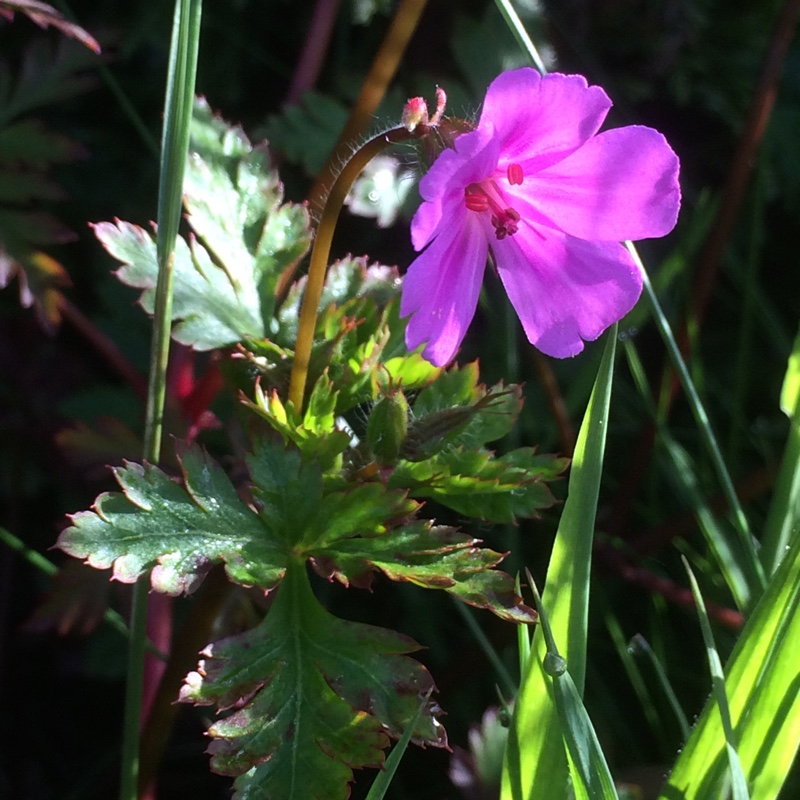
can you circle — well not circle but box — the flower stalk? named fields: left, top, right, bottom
left=288, top=121, right=435, bottom=410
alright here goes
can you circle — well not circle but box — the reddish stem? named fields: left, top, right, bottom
left=284, top=0, right=343, bottom=107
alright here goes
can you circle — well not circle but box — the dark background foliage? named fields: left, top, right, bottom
left=1, top=0, right=798, bottom=797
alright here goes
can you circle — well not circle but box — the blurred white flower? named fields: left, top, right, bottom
left=345, top=154, right=414, bottom=228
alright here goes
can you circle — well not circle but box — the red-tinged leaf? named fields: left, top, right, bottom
left=57, top=438, right=418, bottom=595
left=0, top=246, right=71, bottom=330
left=23, top=560, right=111, bottom=636
left=0, top=1, right=100, bottom=53
left=312, top=521, right=537, bottom=624
left=180, top=562, right=446, bottom=800
left=57, top=442, right=288, bottom=595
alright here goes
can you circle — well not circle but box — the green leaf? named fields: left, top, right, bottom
left=660, top=534, right=800, bottom=800
left=180, top=562, right=446, bottom=800
left=57, top=442, right=288, bottom=593
left=389, top=447, right=566, bottom=524
left=263, top=90, right=350, bottom=176
left=242, top=372, right=353, bottom=470
left=502, top=327, right=617, bottom=800
left=530, top=578, right=620, bottom=800
left=277, top=255, right=401, bottom=345
left=100, top=101, right=312, bottom=351
left=312, top=520, right=536, bottom=623
left=57, top=438, right=418, bottom=593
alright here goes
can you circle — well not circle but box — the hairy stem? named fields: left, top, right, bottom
left=288, top=126, right=414, bottom=411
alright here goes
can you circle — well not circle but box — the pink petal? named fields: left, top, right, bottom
left=411, top=126, right=499, bottom=251
left=494, top=227, right=642, bottom=357
left=402, top=210, right=488, bottom=366
left=479, top=70, right=613, bottom=171
left=518, top=126, right=681, bottom=242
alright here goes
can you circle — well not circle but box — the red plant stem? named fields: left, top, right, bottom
left=306, top=0, right=429, bottom=214
left=677, top=0, right=800, bottom=359
left=528, top=347, right=576, bottom=456
left=284, top=0, right=343, bottom=107
left=138, top=567, right=233, bottom=793
left=609, top=0, right=800, bottom=545
left=596, top=542, right=744, bottom=630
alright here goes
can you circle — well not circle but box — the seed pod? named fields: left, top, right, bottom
left=366, top=390, right=409, bottom=463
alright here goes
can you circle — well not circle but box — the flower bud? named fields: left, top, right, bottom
left=366, top=390, right=409, bottom=463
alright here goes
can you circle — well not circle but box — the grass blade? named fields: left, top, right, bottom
left=120, top=2, right=203, bottom=799
left=530, top=576, right=620, bottom=800
left=682, top=558, right=750, bottom=800
left=628, top=634, right=691, bottom=744
left=364, top=690, right=433, bottom=800
left=660, top=534, right=800, bottom=799
left=760, top=326, right=800, bottom=576
left=627, top=242, right=766, bottom=609
left=502, top=326, right=617, bottom=800
left=624, top=340, right=755, bottom=611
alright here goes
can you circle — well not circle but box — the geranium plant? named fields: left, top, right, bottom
left=3, top=2, right=799, bottom=800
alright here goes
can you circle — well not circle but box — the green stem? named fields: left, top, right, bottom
left=626, top=242, right=766, bottom=606
left=119, top=1, right=202, bottom=799
left=288, top=125, right=415, bottom=411
left=492, top=0, right=547, bottom=74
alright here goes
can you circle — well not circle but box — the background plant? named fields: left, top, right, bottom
left=1, top=0, right=799, bottom=799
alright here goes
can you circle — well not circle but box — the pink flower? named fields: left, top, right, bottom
left=401, top=68, right=681, bottom=364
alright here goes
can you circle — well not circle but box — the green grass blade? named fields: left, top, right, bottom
left=604, top=614, right=662, bottom=744
left=492, top=0, right=547, bottom=73
left=531, top=578, right=620, bottom=800
left=624, top=341, right=755, bottom=611
left=628, top=634, right=691, bottom=743
left=626, top=243, right=765, bottom=610
left=502, top=326, right=617, bottom=800
left=453, top=599, right=517, bottom=700
left=364, top=691, right=432, bottom=800
left=119, top=2, right=203, bottom=799
left=683, top=558, right=750, bottom=800
left=660, top=534, right=800, bottom=800
left=760, top=326, right=800, bottom=576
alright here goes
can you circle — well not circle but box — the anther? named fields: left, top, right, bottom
left=507, top=163, right=524, bottom=185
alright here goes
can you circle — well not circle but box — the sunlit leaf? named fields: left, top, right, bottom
left=101, top=101, right=312, bottom=351
left=180, top=562, right=446, bottom=800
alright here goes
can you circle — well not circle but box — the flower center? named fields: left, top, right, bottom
left=464, top=163, right=524, bottom=240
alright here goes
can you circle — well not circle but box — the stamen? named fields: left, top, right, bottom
left=465, top=181, right=522, bottom=239
left=507, top=163, right=524, bottom=185
left=492, top=208, right=520, bottom=239
left=465, top=191, right=489, bottom=212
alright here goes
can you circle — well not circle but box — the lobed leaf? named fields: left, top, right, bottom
left=181, top=562, right=446, bottom=800
left=57, top=442, right=288, bottom=593
left=312, top=520, right=536, bottom=623
left=390, top=447, right=566, bottom=524
left=100, top=100, right=312, bottom=351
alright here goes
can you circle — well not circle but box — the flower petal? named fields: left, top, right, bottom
left=402, top=210, right=488, bottom=366
left=494, top=227, right=642, bottom=358
left=519, top=126, right=680, bottom=242
left=411, top=126, right=499, bottom=251
left=479, top=70, right=612, bottom=171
